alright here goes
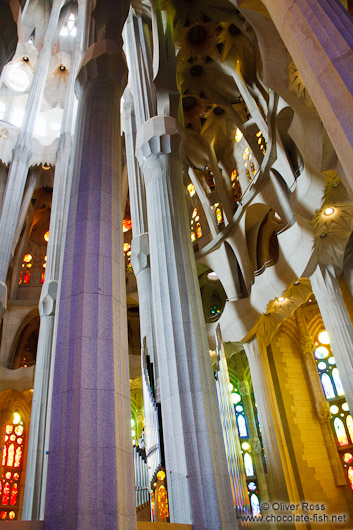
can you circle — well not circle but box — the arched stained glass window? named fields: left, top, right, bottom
left=333, top=418, right=348, bottom=446
left=244, top=452, right=254, bottom=477
left=250, top=493, right=261, bottom=517
left=157, top=485, right=169, bottom=520
left=321, top=373, right=335, bottom=399
left=346, top=415, right=353, bottom=443
left=0, top=413, right=25, bottom=521
left=237, top=415, right=248, bottom=438
left=332, top=368, right=345, bottom=396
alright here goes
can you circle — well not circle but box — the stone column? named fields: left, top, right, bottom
left=244, top=337, right=300, bottom=510
left=0, top=164, right=7, bottom=212
left=22, top=2, right=87, bottom=519
left=123, top=91, right=159, bottom=388
left=237, top=378, right=271, bottom=502
left=44, top=49, right=136, bottom=530
left=295, top=307, right=346, bottom=486
left=259, top=0, right=353, bottom=196
left=136, top=115, right=236, bottom=529
left=0, top=0, right=64, bottom=318
left=310, top=264, right=353, bottom=415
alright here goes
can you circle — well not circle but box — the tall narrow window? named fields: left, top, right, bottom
left=314, top=329, right=352, bottom=490
left=0, top=413, right=25, bottom=521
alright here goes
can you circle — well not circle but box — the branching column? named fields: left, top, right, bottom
left=0, top=0, right=64, bottom=317
left=244, top=337, right=300, bottom=512
left=22, top=2, right=87, bottom=519
left=136, top=115, right=236, bottom=529
left=295, top=307, right=346, bottom=486
left=310, top=264, right=353, bottom=415
left=44, top=50, right=136, bottom=530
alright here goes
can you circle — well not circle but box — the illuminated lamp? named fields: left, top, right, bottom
left=323, top=207, right=334, bottom=216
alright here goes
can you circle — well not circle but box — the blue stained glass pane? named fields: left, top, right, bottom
left=332, top=368, right=345, bottom=396
left=333, top=417, right=348, bottom=446
left=237, top=415, right=248, bottom=438
left=251, top=494, right=261, bottom=516
left=321, top=373, right=335, bottom=399
left=317, top=362, right=326, bottom=371
left=328, top=357, right=336, bottom=365
left=244, top=453, right=254, bottom=477
left=315, top=346, right=329, bottom=359
left=248, top=482, right=257, bottom=491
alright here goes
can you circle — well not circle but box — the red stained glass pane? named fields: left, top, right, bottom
left=19, top=270, right=23, bottom=285
left=10, top=435, right=16, bottom=442
left=2, top=482, right=10, bottom=505
left=0, top=511, right=7, bottom=519
left=10, top=483, right=17, bottom=506
left=14, top=446, right=22, bottom=468
left=196, top=222, right=202, bottom=238
left=14, top=426, right=23, bottom=436
left=7, top=444, right=14, bottom=467
left=24, top=270, right=30, bottom=284
left=157, top=485, right=169, bottom=520
left=13, top=474, right=19, bottom=481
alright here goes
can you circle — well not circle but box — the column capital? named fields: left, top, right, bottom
left=39, top=280, right=58, bottom=317
left=131, top=233, right=150, bottom=277
left=238, top=379, right=250, bottom=396
left=314, top=401, right=330, bottom=424
left=135, top=115, right=184, bottom=167
left=77, top=40, right=126, bottom=89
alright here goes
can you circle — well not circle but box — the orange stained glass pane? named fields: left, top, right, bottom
left=10, top=483, right=18, bottom=506
left=9, top=511, right=15, bottom=520
left=5, top=472, right=11, bottom=480
left=18, top=270, right=23, bottom=285
left=41, top=270, right=45, bottom=284
left=14, top=446, right=22, bottom=468
left=10, top=435, right=16, bottom=442
left=14, top=426, right=23, bottom=436
left=23, top=254, right=32, bottom=263
left=2, top=446, right=7, bottom=466
left=23, top=270, right=30, bottom=284
left=247, top=168, right=251, bottom=182
left=191, top=230, right=196, bottom=242
left=157, top=485, right=169, bottom=520
left=196, top=222, right=202, bottom=239
left=2, top=482, right=10, bottom=505
left=16, top=438, right=23, bottom=445
left=348, top=467, right=353, bottom=491
left=7, top=444, right=14, bottom=467
left=216, top=208, right=223, bottom=224
left=0, top=511, right=7, bottom=519
left=123, top=219, right=132, bottom=232
left=44, top=231, right=49, bottom=242
left=5, top=425, right=13, bottom=435
left=13, top=474, right=19, bottom=481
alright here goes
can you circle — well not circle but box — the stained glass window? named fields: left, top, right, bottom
left=313, top=328, right=352, bottom=492
left=19, top=254, right=32, bottom=285
left=332, top=368, right=345, bottom=396
left=321, top=373, right=335, bottom=399
left=191, top=208, right=202, bottom=241
left=348, top=467, right=353, bottom=491
left=0, top=413, right=25, bottom=520
left=250, top=493, right=261, bottom=516
left=237, top=415, right=248, bottom=438
left=157, top=485, right=169, bottom=520
left=334, top=418, right=348, bottom=446
left=123, top=242, right=132, bottom=273
left=244, top=452, right=254, bottom=477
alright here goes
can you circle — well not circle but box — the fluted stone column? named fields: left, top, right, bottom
left=310, top=264, right=353, bottom=415
left=44, top=49, right=136, bottom=530
left=22, top=2, right=87, bottom=519
left=0, top=0, right=64, bottom=318
left=123, top=92, right=159, bottom=387
left=136, top=115, right=236, bottom=530
left=244, top=337, right=300, bottom=515
left=0, top=165, right=7, bottom=213
left=259, top=0, right=353, bottom=196
left=295, top=307, right=347, bottom=486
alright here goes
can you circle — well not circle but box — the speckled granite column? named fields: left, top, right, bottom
left=44, top=51, right=136, bottom=530
left=310, top=264, right=353, bottom=416
left=136, top=116, right=236, bottom=530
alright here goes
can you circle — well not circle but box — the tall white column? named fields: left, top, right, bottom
left=0, top=0, right=64, bottom=318
left=136, top=115, right=236, bottom=530
left=244, top=337, right=300, bottom=511
left=310, top=264, right=353, bottom=415
left=22, top=0, right=87, bottom=519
